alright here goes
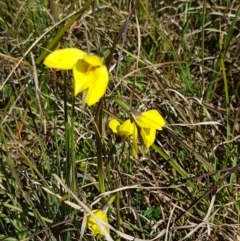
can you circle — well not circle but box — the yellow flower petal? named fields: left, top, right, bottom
left=44, top=48, right=86, bottom=70
left=87, top=209, right=109, bottom=236
left=118, top=119, right=134, bottom=137
left=83, top=54, right=104, bottom=67
left=73, top=60, right=93, bottom=96
left=85, top=65, right=109, bottom=106
left=140, top=128, right=156, bottom=148
left=109, top=119, right=120, bottom=134
left=132, top=109, right=166, bottom=130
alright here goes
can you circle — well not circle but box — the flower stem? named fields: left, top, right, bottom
left=95, top=99, right=106, bottom=203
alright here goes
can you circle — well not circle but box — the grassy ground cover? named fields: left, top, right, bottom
left=0, top=0, right=239, bottom=240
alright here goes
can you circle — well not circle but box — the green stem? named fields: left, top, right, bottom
left=70, top=97, right=76, bottom=194
left=219, top=48, right=230, bottom=168
left=64, top=77, right=70, bottom=187
left=114, top=182, right=121, bottom=241
left=95, top=99, right=106, bottom=203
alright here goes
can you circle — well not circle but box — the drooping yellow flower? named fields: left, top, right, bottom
left=109, top=109, right=166, bottom=156
left=44, top=48, right=109, bottom=106
left=131, top=109, right=166, bottom=130
left=87, top=209, right=109, bottom=236
left=109, top=119, right=134, bottom=137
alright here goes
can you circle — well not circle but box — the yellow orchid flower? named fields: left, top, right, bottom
left=109, top=109, right=165, bottom=156
left=44, top=48, right=109, bottom=106
left=131, top=109, right=165, bottom=150
left=109, top=119, right=134, bottom=137
left=131, top=109, right=166, bottom=130
left=87, top=209, right=109, bottom=236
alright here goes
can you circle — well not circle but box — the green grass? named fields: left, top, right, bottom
left=0, top=0, right=240, bottom=240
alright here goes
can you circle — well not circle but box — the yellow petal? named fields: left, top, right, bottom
left=85, top=65, right=109, bottom=106
left=87, top=209, right=109, bottom=236
left=44, top=48, right=86, bottom=70
left=83, top=54, right=104, bottom=67
left=109, top=119, right=120, bottom=134
left=140, top=128, right=156, bottom=148
left=118, top=119, right=134, bottom=137
left=73, top=60, right=94, bottom=96
left=132, top=109, right=166, bottom=130
left=132, top=123, right=138, bottom=157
